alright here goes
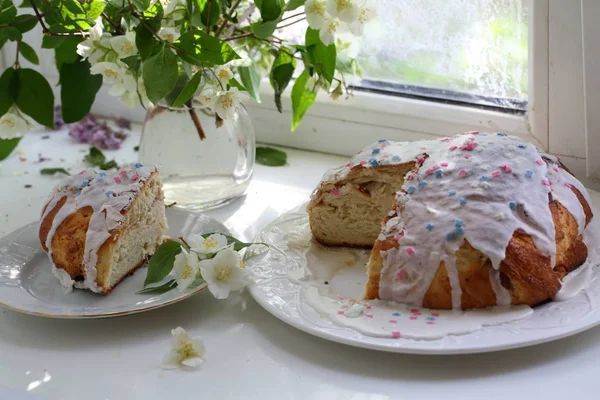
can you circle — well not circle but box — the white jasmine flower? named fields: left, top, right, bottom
left=186, top=233, right=229, bottom=256
left=350, top=0, right=376, bottom=36
left=159, top=0, right=179, bottom=16
left=163, top=327, right=205, bottom=369
left=110, top=32, right=138, bottom=58
left=158, top=27, right=180, bottom=43
left=214, top=65, right=233, bottom=85
left=108, top=73, right=137, bottom=96
left=172, top=247, right=200, bottom=291
left=90, top=62, right=124, bottom=85
left=305, top=0, right=328, bottom=29
left=319, top=18, right=341, bottom=46
left=89, top=17, right=104, bottom=41
left=0, top=112, right=28, bottom=139
left=120, top=91, right=139, bottom=108
left=213, top=87, right=241, bottom=120
left=76, top=39, right=95, bottom=60
left=195, top=86, right=217, bottom=108
left=327, top=0, right=360, bottom=23
left=199, top=247, right=250, bottom=299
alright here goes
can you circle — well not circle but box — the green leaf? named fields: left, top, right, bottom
left=228, top=77, right=246, bottom=91
left=0, top=137, right=21, bottom=161
left=40, top=167, right=70, bottom=176
left=131, top=0, right=150, bottom=12
left=134, top=145, right=139, bottom=151
left=136, top=279, right=178, bottom=294
left=0, top=0, right=17, bottom=25
left=60, top=60, right=103, bottom=123
left=284, top=0, right=304, bottom=11
left=52, top=0, right=95, bottom=30
left=2, top=26, right=21, bottom=41
left=251, top=20, right=277, bottom=39
left=172, top=70, right=202, bottom=108
left=15, top=68, right=54, bottom=129
left=239, top=64, right=261, bottom=102
left=13, top=14, right=38, bottom=33
left=18, top=0, right=31, bottom=7
left=0, top=68, right=17, bottom=116
left=42, top=35, right=65, bottom=49
left=18, top=41, right=39, bottom=64
left=194, top=0, right=221, bottom=27
left=256, top=146, right=287, bottom=166
left=100, top=159, right=118, bottom=170
left=142, top=45, right=179, bottom=104
left=291, top=70, right=316, bottom=131
left=173, top=30, right=240, bottom=66
left=135, top=23, right=159, bottom=60
left=255, top=0, right=281, bottom=21
left=82, top=0, right=105, bottom=20
left=201, top=233, right=268, bottom=252
left=305, top=27, right=336, bottom=84
left=144, top=241, right=182, bottom=287
left=120, top=55, right=141, bottom=71
left=269, top=49, right=295, bottom=112
left=54, top=38, right=81, bottom=70
left=84, top=146, right=106, bottom=166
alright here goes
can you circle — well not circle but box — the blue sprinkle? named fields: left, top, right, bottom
left=455, top=226, right=464, bottom=235
left=518, top=144, right=527, bottom=149
left=81, top=180, right=88, bottom=187
left=75, top=189, right=82, bottom=196
left=480, top=175, right=488, bottom=182
left=446, top=232, right=458, bottom=241
left=372, top=148, right=380, bottom=155
left=426, top=317, right=435, bottom=321
left=418, top=180, right=428, bottom=187
left=448, top=190, right=457, bottom=197
left=392, top=155, right=401, bottom=161
left=378, top=139, right=387, bottom=143
left=135, top=163, right=143, bottom=168
left=509, top=201, right=518, bottom=210
left=98, top=172, right=106, bottom=177
left=96, top=178, right=104, bottom=184
left=368, top=158, right=379, bottom=167
left=497, top=132, right=507, bottom=136
left=392, top=312, right=401, bottom=317
left=406, top=186, right=416, bottom=194
left=105, top=191, right=114, bottom=198
left=455, top=219, right=463, bottom=227
left=459, top=197, right=468, bottom=205
left=426, top=224, right=435, bottom=232
left=435, top=169, right=443, bottom=178
left=526, top=170, right=534, bottom=178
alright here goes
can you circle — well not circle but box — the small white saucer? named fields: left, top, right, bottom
left=0, top=208, right=228, bottom=319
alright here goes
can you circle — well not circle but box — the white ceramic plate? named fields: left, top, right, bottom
left=0, top=208, right=229, bottom=319
left=248, top=192, right=600, bottom=355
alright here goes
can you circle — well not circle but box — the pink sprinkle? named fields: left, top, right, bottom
left=337, top=311, right=344, bottom=315
left=491, top=171, right=501, bottom=178
left=366, top=305, right=372, bottom=310
left=416, top=155, right=425, bottom=165
left=382, top=155, right=389, bottom=158
left=505, top=166, right=513, bottom=173
left=330, top=187, right=339, bottom=196
left=543, top=179, right=550, bottom=186
left=431, top=313, right=440, bottom=317
left=113, top=176, right=122, bottom=183
left=426, top=168, right=434, bottom=175
left=441, top=138, right=451, bottom=142
left=394, top=234, right=403, bottom=242
left=536, top=160, right=544, bottom=165
left=499, top=164, right=506, bottom=169
left=78, top=170, right=86, bottom=175
left=470, top=131, right=480, bottom=135
left=407, top=173, right=416, bottom=181
left=410, top=309, right=419, bottom=313
left=553, top=167, right=559, bottom=172
left=365, top=314, right=374, bottom=319
left=119, top=170, right=127, bottom=177
left=420, top=147, right=427, bottom=150
left=409, top=316, right=418, bottom=320
left=449, top=145, right=458, bottom=150
left=464, top=154, right=472, bottom=159
left=405, top=247, right=415, bottom=256
left=396, top=271, right=406, bottom=280
left=389, top=320, right=398, bottom=324
left=426, top=321, right=435, bottom=325
left=440, top=162, right=449, bottom=167
left=392, top=331, right=401, bottom=339
left=458, top=169, right=468, bottom=177
left=360, top=160, right=367, bottom=165
left=565, top=183, right=572, bottom=188
left=433, top=165, right=441, bottom=170
left=460, top=142, right=477, bottom=151
left=131, top=174, right=140, bottom=181
left=345, top=163, right=351, bottom=167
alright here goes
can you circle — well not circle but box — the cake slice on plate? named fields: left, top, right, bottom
left=39, top=163, right=168, bottom=294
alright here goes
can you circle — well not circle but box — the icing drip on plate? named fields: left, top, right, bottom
left=41, top=163, right=156, bottom=292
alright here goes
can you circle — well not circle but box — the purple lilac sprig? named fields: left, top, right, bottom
left=68, top=115, right=129, bottom=150
left=53, top=105, right=65, bottom=130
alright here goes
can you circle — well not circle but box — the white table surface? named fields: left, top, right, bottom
left=1, top=127, right=599, bottom=400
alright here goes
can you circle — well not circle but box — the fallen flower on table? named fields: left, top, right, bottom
left=68, top=115, right=128, bottom=150
left=163, top=327, right=205, bottom=369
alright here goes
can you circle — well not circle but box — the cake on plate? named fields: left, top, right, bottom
left=308, top=132, right=593, bottom=309
left=39, top=163, right=168, bottom=294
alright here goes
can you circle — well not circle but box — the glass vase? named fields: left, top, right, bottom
left=138, top=103, right=255, bottom=209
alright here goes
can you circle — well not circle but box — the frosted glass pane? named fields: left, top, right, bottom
left=358, top=0, right=528, bottom=102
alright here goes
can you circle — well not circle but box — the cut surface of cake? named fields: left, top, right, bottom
left=39, top=163, right=168, bottom=294
left=308, top=133, right=593, bottom=310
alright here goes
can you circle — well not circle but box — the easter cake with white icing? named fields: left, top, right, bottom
left=39, top=163, right=168, bottom=294
left=308, top=132, right=593, bottom=309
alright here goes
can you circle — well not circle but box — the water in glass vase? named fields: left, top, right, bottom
left=139, top=104, right=255, bottom=209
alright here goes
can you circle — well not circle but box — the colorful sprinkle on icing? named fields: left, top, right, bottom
left=392, top=331, right=401, bottom=339
left=405, top=247, right=415, bottom=255
left=426, top=223, right=435, bottom=231
left=526, top=170, right=534, bottom=178
left=418, top=180, right=428, bottom=187
left=509, top=201, right=518, bottom=210
left=536, top=160, right=545, bottom=165
left=459, top=197, right=468, bottom=205
left=113, top=176, right=122, bottom=183
left=435, top=169, right=443, bottom=178
left=330, top=187, right=339, bottom=196
left=407, top=186, right=416, bottom=194
left=372, top=148, right=380, bottom=155
left=458, top=169, right=468, bottom=177
left=448, top=190, right=456, bottom=196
